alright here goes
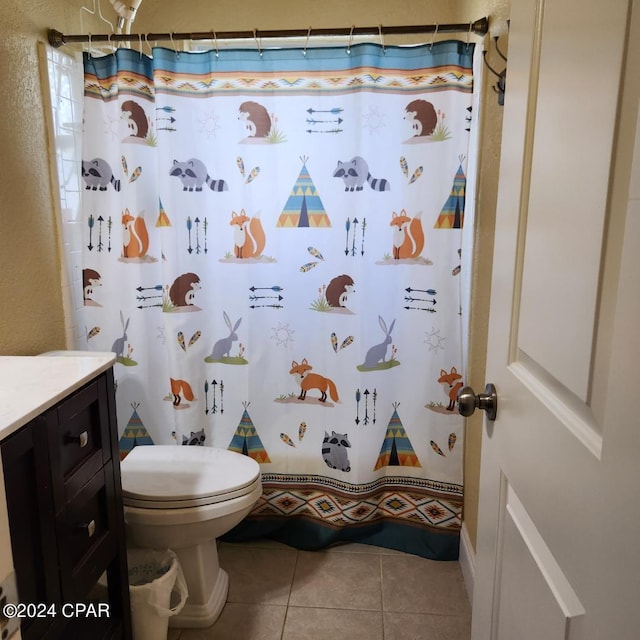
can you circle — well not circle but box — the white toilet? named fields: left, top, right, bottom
left=120, top=445, right=262, bottom=628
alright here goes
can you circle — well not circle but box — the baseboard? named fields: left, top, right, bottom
left=459, top=522, right=476, bottom=604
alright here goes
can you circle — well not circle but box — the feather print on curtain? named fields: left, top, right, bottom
left=81, top=40, right=473, bottom=560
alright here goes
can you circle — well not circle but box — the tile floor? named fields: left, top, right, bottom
left=167, top=539, right=471, bottom=640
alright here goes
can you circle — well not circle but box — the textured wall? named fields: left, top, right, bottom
left=0, top=0, right=101, bottom=355
left=136, top=0, right=458, bottom=34
left=457, top=0, right=510, bottom=551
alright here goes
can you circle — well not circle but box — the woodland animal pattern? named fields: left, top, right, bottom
left=230, top=210, right=266, bottom=258
left=438, top=367, right=464, bottom=412
left=333, top=156, right=391, bottom=192
left=169, top=158, right=229, bottom=192
left=238, top=101, right=272, bottom=138
left=290, top=359, right=339, bottom=403
left=82, top=158, right=121, bottom=191
left=390, top=210, right=425, bottom=260
left=361, top=316, right=396, bottom=370
left=322, top=431, right=352, bottom=472
left=121, top=209, right=150, bottom=259
left=325, top=274, right=355, bottom=308
left=81, top=49, right=469, bottom=489
left=209, top=312, right=242, bottom=360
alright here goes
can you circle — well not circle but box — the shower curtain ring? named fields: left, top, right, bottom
left=347, top=24, right=355, bottom=54
left=87, top=32, right=92, bottom=57
left=107, top=32, right=113, bottom=51
left=138, top=33, right=143, bottom=58
left=253, top=29, right=263, bottom=57
left=303, top=26, right=311, bottom=56
left=430, top=24, right=439, bottom=51
left=211, top=29, right=219, bottom=57
left=466, top=21, right=472, bottom=49
left=170, top=32, right=180, bottom=58
left=378, top=24, right=386, bottom=54
left=144, top=33, right=151, bottom=56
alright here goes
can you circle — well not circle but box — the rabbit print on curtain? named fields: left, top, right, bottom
left=81, top=40, right=474, bottom=559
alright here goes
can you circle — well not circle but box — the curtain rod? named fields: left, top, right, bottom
left=47, top=17, right=488, bottom=48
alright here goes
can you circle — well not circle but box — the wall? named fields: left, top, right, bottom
left=0, top=1, right=104, bottom=628
left=0, top=0, right=509, bottom=553
left=136, top=0, right=458, bottom=36
left=457, top=0, right=510, bottom=550
left=0, top=0, right=103, bottom=355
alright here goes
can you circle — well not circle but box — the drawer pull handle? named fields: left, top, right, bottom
left=66, top=431, right=89, bottom=448
left=81, top=520, right=96, bottom=538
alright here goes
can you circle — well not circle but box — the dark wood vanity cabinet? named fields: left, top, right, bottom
left=1, top=367, right=132, bottom=640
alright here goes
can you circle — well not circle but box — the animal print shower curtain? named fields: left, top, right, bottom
left=81, top=39, right=474, bottom=559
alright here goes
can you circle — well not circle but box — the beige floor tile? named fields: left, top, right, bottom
left=384, top=611, right=471, bottom=640
left=219, top=544, right=298, bottom=605
left=289, top=550, right=382, bottom=610
left=381, top=555, right=471, bottom=616
left=283, top=606, right=384, bottom=640
left=178, top=603, right=287, bottom=640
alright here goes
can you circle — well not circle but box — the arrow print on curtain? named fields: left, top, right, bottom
left=249, top=286, right=284, bottom=309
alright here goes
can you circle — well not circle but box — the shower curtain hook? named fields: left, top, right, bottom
left=144, top=33, right=152, bottom=56
left=378, top=24, right=386, bottom=54
left=303, top=26, right=312, bottom=57
left=87, top=32, right=92, bottom=58
left=107, top=31, right=113, bottom=52
left=430, top=24, right=439, bottom=51
left=466, top=21, right=472, bottom=49
left=347, top=24, right=355, bottom=54
left=253, top=29, right=263, bottom=57
left=170, top=32, right=180, bottom=58
left=211, top=30, right=219, bottom=58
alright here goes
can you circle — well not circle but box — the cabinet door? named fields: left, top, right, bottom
left=3, top=369, right=131, bottom=640
left=1, top=417, right=61, bottom=640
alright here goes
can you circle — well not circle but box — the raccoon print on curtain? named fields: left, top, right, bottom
left=81, top=39, right=474, bottom=560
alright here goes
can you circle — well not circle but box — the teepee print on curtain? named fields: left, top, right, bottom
left=80, top=39, right=473, bottom=560
left=277, top=157, right=331, bottom=228
left=118, top=403, right=154, bottom=460
left=434, top=157, right=467, bottom=229
left=228, top=403, right=272, bottom=464
left=374, top=404, right=421, bottom=470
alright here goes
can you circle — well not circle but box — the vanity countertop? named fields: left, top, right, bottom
left=0, top=352, right=116, bottom=442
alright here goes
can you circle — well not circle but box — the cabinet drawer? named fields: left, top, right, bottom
left=59, top=462, right=120, bottom=599
left=60, top=465, right=111, bottom=568
left=50, top=375, right=112, bottom=483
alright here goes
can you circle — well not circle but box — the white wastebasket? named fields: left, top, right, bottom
left=127, top=548, right=188, bottom=640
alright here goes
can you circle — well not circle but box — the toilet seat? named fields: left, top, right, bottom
left=121, top=445, right=261, bottom=509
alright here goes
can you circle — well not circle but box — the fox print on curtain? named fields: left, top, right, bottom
left=81, top=39, right=474, bottom=560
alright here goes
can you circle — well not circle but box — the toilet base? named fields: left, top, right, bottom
left=162, top=538, right=229, bottom=628
left=170, top=567, right=229, bottom=628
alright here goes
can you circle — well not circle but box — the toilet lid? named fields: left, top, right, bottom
left=121, top=445, right=261, bottom=506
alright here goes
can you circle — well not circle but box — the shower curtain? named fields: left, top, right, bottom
left=81, top=39, right=474, bottom=560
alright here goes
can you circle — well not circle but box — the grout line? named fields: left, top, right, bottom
left=285, top=604, right=386, bottom=612
left=280, top=548, right=299, bottom=640
left=380, top=554, right=386, bottom=640
left=287, top=548, right=299, bottom=606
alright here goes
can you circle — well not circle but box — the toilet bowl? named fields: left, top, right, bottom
left=120, top=445, right=262, bottom=628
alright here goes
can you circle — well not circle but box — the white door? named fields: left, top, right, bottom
left=472, top=0, right=640, bottom=638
